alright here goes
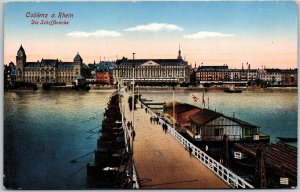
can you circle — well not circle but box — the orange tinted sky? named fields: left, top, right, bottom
left=4, top=1, right=298, bottom=69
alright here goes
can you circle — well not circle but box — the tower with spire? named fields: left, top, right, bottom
left=177, top=44, right=182, bottom=60
left=73, top=52, right=83, bottom=77
left=16, top=45, right=26, bottom=81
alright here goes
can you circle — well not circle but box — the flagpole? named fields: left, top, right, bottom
left=173, top=86, right=175, bottom=130
left=207, top=97, right=209, bottom=110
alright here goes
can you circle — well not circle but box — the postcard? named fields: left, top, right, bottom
left=3, top=1, right=298, bottom=189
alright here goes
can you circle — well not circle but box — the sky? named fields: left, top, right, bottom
left=4, top=1, right=298, bottom=69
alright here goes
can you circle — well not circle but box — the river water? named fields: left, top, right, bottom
left=141, top=89, right=298, bottom=143
left=4, top=90, right=114, bottom=189
left=3, top=89, right=297, bottom=189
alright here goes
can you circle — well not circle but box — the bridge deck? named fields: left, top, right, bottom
left=122, top=91, right=229, bottom=189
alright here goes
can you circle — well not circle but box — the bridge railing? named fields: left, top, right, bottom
left=119, top=90, right=140, bottom=189
left=140, top=100, right=254, bottom=189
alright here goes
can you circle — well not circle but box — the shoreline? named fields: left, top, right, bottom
left=4, top=86, right=298, bottom=93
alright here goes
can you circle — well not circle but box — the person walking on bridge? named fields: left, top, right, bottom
left=131, top=129, right=136, bottom=141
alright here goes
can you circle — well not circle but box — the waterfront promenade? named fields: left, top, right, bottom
left=121, top=90, right=229, bottom=189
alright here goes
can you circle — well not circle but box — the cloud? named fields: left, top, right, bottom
left=124, top=23, right=183, bottom=32
left=183, top=31, right=234, bottom=39
left=67, top=30, right=122, bottom=38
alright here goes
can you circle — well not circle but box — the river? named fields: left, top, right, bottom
left=3, top=89, right=297, bottom=189
left=4, top=90, right=114, bottom=189
left=140, top=89, right=298, bottom=143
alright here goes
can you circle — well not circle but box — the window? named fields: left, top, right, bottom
left=215, top=128, right=224, bottom=136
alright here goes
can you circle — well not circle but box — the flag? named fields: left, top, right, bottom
left=192, top=94, right=198, bottom=102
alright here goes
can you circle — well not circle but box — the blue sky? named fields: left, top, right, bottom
left=4, top=1, right=298, bottom=68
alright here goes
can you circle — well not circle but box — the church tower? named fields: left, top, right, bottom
left=177, top=44, right=182, bottom=60
left=16, top=45, right=26, bottom=81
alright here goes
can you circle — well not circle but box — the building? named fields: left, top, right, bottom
left=113, top=48, right=190, bottom=85
left=95, top=61, right=115, bottom=85
left=163, top=102, right=201, bottom=128
left=4, top=62, right=17, bottom=84
left=15, top=45, right=82, bottom=85
left=196, top=65, right=230, bottom=83
left=188, top=108, right=261, bottom=142
left=281, top=69, right=297, bottom=86
left=196, top=63, right=258, bottom=85
left=258, top=68, right=282, bottom=85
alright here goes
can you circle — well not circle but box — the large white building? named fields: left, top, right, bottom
left=113, top=49, right=191, bottom=85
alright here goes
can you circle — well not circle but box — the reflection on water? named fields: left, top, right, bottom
left=4, top=90, right=114, bottom=189
left=141, top=90, right=297, bottom=143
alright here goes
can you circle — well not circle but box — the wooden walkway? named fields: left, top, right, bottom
left=122, top=90, right=229, bottom=189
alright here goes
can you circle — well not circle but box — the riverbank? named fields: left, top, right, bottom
left=4, top=85, right=297, bottom=93
left=135, top=86, right=297, bottom=93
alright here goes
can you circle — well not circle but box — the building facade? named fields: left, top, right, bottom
left=258, top=68, right=283, bottom=85
left=281, top=69, right=297, bottom=86
left=113, top=49, right=190, bottom=85
left=4, top=62, right=17, bottom=85
left=196, top=63, right=258, bottom=84
left=95, top=61, right=115, bottom=84
left=16, top=45, right=82, bottom=85
left=188, top=108, right=260, bottom=142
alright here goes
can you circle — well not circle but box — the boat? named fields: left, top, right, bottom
left=277, top=137, right=297, bottom=142
left=224, top=87, right=242, bottom=93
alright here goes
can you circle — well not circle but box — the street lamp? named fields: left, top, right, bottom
left=132, top=53, right=135, bottom=129
left=173, top=85, right=175, bottom=130
left=130, top=52, right=135, bottom=188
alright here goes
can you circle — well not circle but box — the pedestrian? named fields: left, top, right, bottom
left=164, top=124, right=168, bottom=134
left=127, top=121, right=130, bottom=129
left=131, top=130, right=136, bottom=141
left=150, top=117, right=152, bottom=124
left=156, top=117, right=159, bottom=124
left=145, top=108, right=148, bottom=113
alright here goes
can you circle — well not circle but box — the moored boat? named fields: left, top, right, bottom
left=277, top=137, right=297, bottom=142
left=224, top=87, right=242, bottom=93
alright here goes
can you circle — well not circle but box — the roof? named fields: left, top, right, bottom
left=41, top=59, right=58, bottom=67
left=116, top=58, right=187, bottom=67
left=25, top=60, right=76, bottom=69
left=162, top=101, right=181, bottom=108
left=265, top=68, right=282, bottom=73
left=189, top=108, right=258, bottom=128
left=189, top=109, right=222, bottom=125
left=74, top=53, right=82, bottom=61
left=199, top=65, right=228, bottom=70
left=95, top=61, right=116, bottom=72
left=174, top=104, right=199, bottom=114
left=281, top=69, right=297, bottom=74
left=58, top=62, right=75, bottom=69
left=226, top=116, right=258, bottom=128
left=164, top=102, right=199, bottom=114
left=18, top=45, right=26, bottom=55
